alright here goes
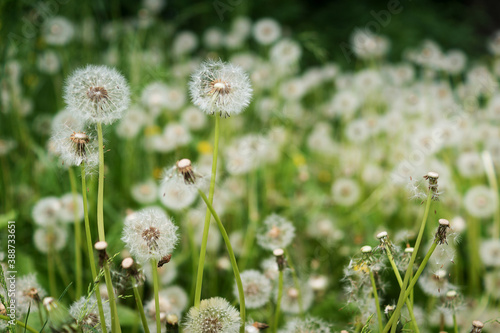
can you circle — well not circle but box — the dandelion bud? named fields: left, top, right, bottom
left=166, top=313, right=179, bottom=332
left=384, top=304, right=395, bottom=317
left=361, top=245, right=372, bottom=254
left=446, top=290, right=457, bottom=300
left=405, top=247, right=414, bottom=253
left=273, top=248, right=286, bottom=271
left=95, top=241, right=109, bottom=267
left=435, top=219, right=451, bottom=245
left=121, top=257, right=134, bottom=269
left=470, top=320, right=484, bottom=333
left=376, top=231, right=388, bottom=240
left=423, top=171, right=440, bottom=200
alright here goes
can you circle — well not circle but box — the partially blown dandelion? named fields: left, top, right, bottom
left=184, top=297, right=241, bottom=333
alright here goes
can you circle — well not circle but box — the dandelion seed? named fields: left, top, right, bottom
left=184, top=297, right=240, bottom=333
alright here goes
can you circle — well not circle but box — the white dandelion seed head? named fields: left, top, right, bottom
left=32, top=197, right=62, bottom=226
left=116, top=105, right=148, bottom=139
left=260, top=256, right=280, bottom=281
left=189, top=60, right=253, bottom=117
left=181, top=106, right=208, bottom=130
left=131, top=179, right=158, bottom=205
left=306, top=217, right=343, bottom=246
left=277, top=275, right=314, bottom=314
left=58, top=192, right=84, bottom=223
left=463, top=185, right=497, bottom=218
left=163, top=122, right=192, bottom=148
left=331, top=178, right=361, bottom=207
left=172, top=31, right=198, bottom=57
left=159, top=175, right=198, bottom=211
left=252, top=18, right=281, bottom=45
left=15, top=274, right=47, bottom=316
left=69, top=296, right=111, bottom=332
left=278, top=316, right=332, bottom=333
left=234, top=270, right=272, bottom=309
left=350, top=29, right=390, bottom=59
left=488, top=30, right=500, bottom=56
left=418, top=269, right=453, bottom=297
left=203, top=27, right=225, bottom=49
left=34, top=225, right=68, bottom=254
left=145, top=287, right=187, bottom=329
left=479, top=239, right=500, bottom=267
left=270, top=39, right=302, bottom=66
left=141, top=82, right=170, bottom=115
left=457, top=151, right=484, bottom=178
left=122, top=208, right=179, bottom=264
left=257, top=214, right=296, bottom=251
left=308, top=275, right=329, bottom=291
left=484, top=270, right=500, bottom=299
left=64, top=65, right=130, bottom=125
left=43, top=16, right=74, bottom=46
left=37, top=51, right=61, bottom=74
left=184, top=297, right=240, bottom=333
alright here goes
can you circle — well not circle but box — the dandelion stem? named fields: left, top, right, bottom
left=151, top=259, right=161, bottom=333
left=385, top=246, right=420, bottom=333
left=198, top=189, right=246, bottom=333
left=47, top=245, right=57, bottom=298
left=36, top=300, right=45, bottom=329
left=482, top=151, right=500, bottom=238
left=453, top=313, right=458, bottom=333
left=103, top=260, right=121, bottom=333
left=385, top=193, right=432, bottom=333
left=68, top=167, right=83, bottom=299
left=194, top=115, right=220, bottom=308
left=369, top=269, right=383, bottom=333
left=131, top=276, right=150, bottom=333
left=273, top=269, right=284, bottom=333
left=80, top=162, right=108, bottom=333
left=241, top=171, right=259, bottom=270
left=96, top=122, right=106, bottom=242
left=284, top=248, right=304, bottom=317
left=0, top=315, right=38, bottom=333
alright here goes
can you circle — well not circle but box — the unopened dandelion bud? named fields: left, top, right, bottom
left=470, top=320, right=484, bottom=333
left=273, top=248, right=286, bottom=271
left=423, top=171, right=440, bottom=200
left=166, top=313, right=179, bottom=332
left=376, top=231, right=388, bottom=240
left=436, top=219, right=451, bottom=245
left=176, top=159, right=196, bottom=184
left=121, top=257, right=134, bottom=269
left=446, top=290, right=457, bottom=300
left=405, top=247, right=414, bottom=253
left=361, top=245, right=372, bottom=253
left=95, top=241, right=109, bottom=267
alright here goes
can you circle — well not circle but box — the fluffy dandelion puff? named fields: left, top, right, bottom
left=256, top=214, right=296, bottom=251
left=277, top=274, right=314, bottom=314
left=189, top=60, right=252, bottom=117
left=463, top=185, right=497, bottom=218
left=15, top=274, right=47, bottom=316
left=234, top=270, right=272, bottom=309
left=479, top=239, right=500, bottom=267
left=278, top=316, right=332, bottom=333
left=69, top=296, right=111, bottom=332
left=122, top=208, right=179, bottom=264
left=58, top=192, right=85, bottom=223
left=34, top=225, right=68, bottom=254
left=131, top=179, right=158, bottom=205
left=184, top=297, right=240, bottom=333
left=64, top=65, right=130, bottom=125
left=32, top=197, right=62, bottom=226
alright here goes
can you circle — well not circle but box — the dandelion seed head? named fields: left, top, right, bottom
left=257, top=214, right=295, bottom=251
left=184, top=297, right=240, bottom=333
left=69, top=296, right=111, bottom=332
left=234, top=270, right=272, bottom=309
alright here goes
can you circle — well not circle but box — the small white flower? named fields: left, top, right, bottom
left=203, top=27, right=225, bottom=49
left=184, top=297, right=240, bottom=333
left=189, top=60, right=253, bottom=117
left=257, top=214, right=296, bottom=251
left=234, top=270, right=272, bottom=309
left=37, top=51, right=61, bottom=74
left=252, top=18, right=281, bottom=45
left=270, top=39, right=302, bottom=66
left=64, top=65, right=130, bottom=125
left=276, top=274, right=314, bottom=314
left=122, top=208, right=179, bottom=264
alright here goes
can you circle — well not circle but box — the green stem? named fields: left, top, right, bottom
left=453, top=313, right=458, bottom=333
left=385, top=193, right=432, bottom=333
left=37, top=301, right=45, bottom=330
left=103, top=261, right=121, bottom=333
left=0, top=315, right=38, bottom=333
left=467, top=217, right=481, bottom=293
left=241, top=171, right=259, bottom=269
left=53, top=249, right=75, bottom=299
left=198, top=189, right=246, bottom=333
left=273, top=270, right=284, bottom=333
left=385, top=246, right=419, bottom=333
left=131, top=277, right=150, bottom=333
left=385, top=241, right=438, bottom=331
left=68, top=167, right=83, bottom=299
left=482, top=151, right=500, bottom=239
left=369, top=269, right=383, bottom=333
left=151, top=260, right=161, bottom=333
left=47, top=245, right=57, bottom=298
left=81, top=163, right=108, bottom=333
left=96, top=122, right=106, bottom=242
left=284, top=248, right=304, bottom=317
left=194, top=116, right=220, bottom=308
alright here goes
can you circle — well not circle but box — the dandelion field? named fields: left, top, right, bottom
left=1, top=1, right=500, bottom=333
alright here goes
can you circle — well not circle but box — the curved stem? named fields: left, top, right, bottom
left=284, top=248, right=304, bottom=317
left=131, top=277, right=150, bottom=333
left=194, top=116, right=220, bottom=308
left=198, top=189, right=246, bottom=332
left=68, top=167, right=83, bottom=299
left=273, top=270, right=284, bottom=333
left=0, top=314, right=38, bottom=333
left=151, top=260, right=161, bottom=333
left=369, top=269, right=383, bottom=333
left=81, top=163, right=108, bottom=333
left=386, top=193, right=432, bottom=333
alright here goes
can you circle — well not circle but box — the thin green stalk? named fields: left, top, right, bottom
left=81, top=163, right=108, bottom=333
left=37, top=301, right=45, bottom=329
left=284, top=248, right=304, bottom=317
left=53, top=250, right=75, bottom=299
left=199, top=189, right=246, bottom=332
left=131, top=277, right=150, bottom=333
left=369, top=269, right=383, bottom=333
left=151, top=260, right=161, bottom=333
left=0, top=315, right=38, bottom=333
left=194, top=116, right=220, bottom=308
left=467, top=217, right=481, bottom=293
left=453, top=313, right=458, bottom=333
left=482, top=151, right=500, bottom=238
left=68, top=167, right=83, bottom=299
left=385, top=241, right=438, bottom=331
left=96, top=123, right=121, bottom=331
left=241, top=171, right=259, bottom=269
left=385, top=193, right=432, bottom=333
left=47, top=245, right=57, bottom=298
left=103, top=262, right=121, bottom=333
left=273, top=270, right=284, bottom=333
left=385, top=247, right=420, bottom=333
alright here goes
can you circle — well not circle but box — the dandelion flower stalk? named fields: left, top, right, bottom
left=482, top=151, right=500, bottom=238
left=284, top=248, right=304, bottom=316
left=369, top=269, right=383, bottom=333
left=194, top=115, right=220, bottom=309
left=273, top=249, right=285, bottom=333
left=151, top=260, right=161, bottom=333
left=198, top=188, right=246, bottom=332
left=47, top=243, right=57, bottom=298
left=131, top=276, right=150, bottom=333
left=386, top=185, right=433, bottom=333
left=68, top=166, right=82, bottom=299
left=80, top=162, right=108, bottom=333
left=0, top=315, right=39, bottom=333
left=241, top=171, right=259, bottom=269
